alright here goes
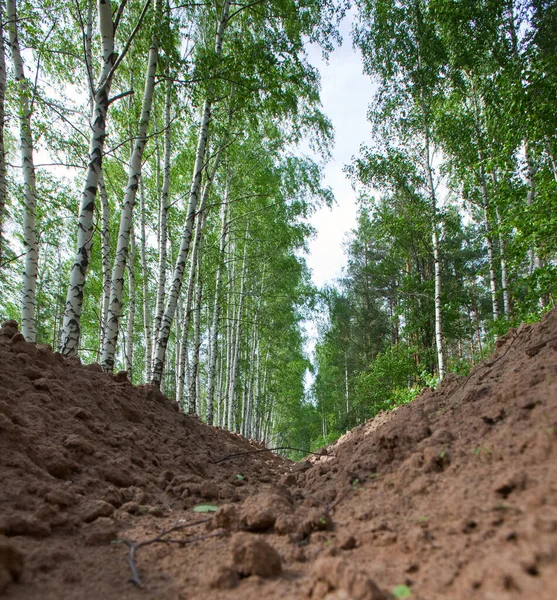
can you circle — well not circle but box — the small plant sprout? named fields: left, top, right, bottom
left=193, top=504, right=219, bottom=513
left=392, top=584, right=412, bottom=598
left=415, top=515, right=428, bottom=524
left=236, top=474, right=244, bottom=480
left=351, top=477, right=360, bottom=488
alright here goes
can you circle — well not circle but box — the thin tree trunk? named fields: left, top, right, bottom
left=7, top=0, right=38, bottom=342
left=525, top=142, right=541, bottom=272
left=253, top=345, right=262, bottom=439
left=0, top=0, right=7, bottom=270
left=495, top=203, right=511, bottom=316
left=99, top=169, right=111, bottom=347
left=188, top=246, right=203, bottom=414
left=225, top=233, right=236, bottom=430
left=425, top=140, right=445, bottom=380
left=176, top=150, right=222, bottom=404
left=344, top=349, right=349, bottom=418
left=101, top=8, right=159, bottom=371
left=228, top=226, right=248, bottom=432
left=138, top=176, right=153, bottom=378
left=206, top=195, right=228, bottom=426
left=152, top=79, right=172, bottom=353
left=151, top=0, right=230, bottom=387
left=125, top=226, right=136, bottom=380
left=244, top=321, right=258, bottom=438
left=480, top=179, right=499, bottom=321
left=60, top=0, right=116, bottom=357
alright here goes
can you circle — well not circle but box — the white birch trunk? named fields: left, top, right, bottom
left=244, top=328, right=257, bottom=437
left=480, top=176, right=499, bottom=321
left=125, top=226, right=136, bottom=380
left=152, top=80, right=172, bottom=352
left=0, top=0, right=7, bottom=270
left=99, top=169, right=111, bottom=348
left=425, top=136, right=445, bottom=380
left=525, top=142, right=541, bottom=272
left=491, top=171, right=511, bottom=316
left=216, top=342, right=224, bottom=427
left=60, top=0, right=115, bottom=357
left=151, top=0, right=230, bottom=387
left=497, top=204, right=511, bottom=317
left=100, top=16, right=159, bottom=371
left=8, top=0, right=38, bottom=342
left=228, top=228, right=248, bottom=431
left=176, top=150, right=222, bottom=404
left=139, top=176, right=153, bottom=378
left=206, top=196, right=228, bottom=426
left=225, top=234, right=236, bottom=430
left=344, top=350, right=349, bottom=417
left=187, top=247, right=203, bottom=414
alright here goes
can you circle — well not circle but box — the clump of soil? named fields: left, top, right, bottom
left=1, top=311, right=557, bottom=599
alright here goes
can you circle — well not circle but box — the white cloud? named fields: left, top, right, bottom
left=305, top=13, right=377, bottom=289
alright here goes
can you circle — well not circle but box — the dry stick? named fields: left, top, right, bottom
left=117, top=519, right=219, bottom=587
left=212, top=446, right=332, bottom=464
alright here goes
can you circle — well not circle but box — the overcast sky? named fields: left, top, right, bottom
left=304, top=14, right=376, bottom=289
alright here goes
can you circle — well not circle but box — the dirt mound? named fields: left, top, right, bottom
left=1, top=311, right=557, bottom=599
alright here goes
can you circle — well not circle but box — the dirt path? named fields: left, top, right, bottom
left=1, top=311, right=556, bottom=599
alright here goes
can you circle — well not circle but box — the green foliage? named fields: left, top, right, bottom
left=192, top=504, right=219, bottom=513
left=354, top=345, right=421, bottom=419
left=392, top=584, right=412, bottom=598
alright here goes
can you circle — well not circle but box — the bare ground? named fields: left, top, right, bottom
left=0, top=310, right=556, bottom=599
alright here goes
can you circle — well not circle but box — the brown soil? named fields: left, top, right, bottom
left=0, top=311, right=556, bottom=600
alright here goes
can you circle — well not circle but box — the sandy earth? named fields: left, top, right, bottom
left=0, top=310, right=556, bottom=599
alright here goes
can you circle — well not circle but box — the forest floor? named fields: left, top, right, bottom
left=1, top=312, right=557, bottom=600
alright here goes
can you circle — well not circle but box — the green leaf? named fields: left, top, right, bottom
left=392, top=584, right=412, bottom=598
left=236, top=474, right=244, bottom=480
left=193, top=504, right=218, bottom=513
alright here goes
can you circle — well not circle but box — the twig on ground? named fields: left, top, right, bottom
left=212, top=446, right=332, bottom=464
left=117, top=518, right=221, bottom=587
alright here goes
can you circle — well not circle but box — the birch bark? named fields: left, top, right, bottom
left=124, top=226, right=136, bottom=379
left=228, top=228, right=248, bottom=431
left=480, top=176, right=499, bottom=321
left=152, top=79, right=172, bottom=352
left=151, top=0, right=230, bottom=387
left=524, top=142, right=541, bottom=272
left=425, top=137, right=445, bottom=380
left=138, top=177, right=153, bottom=379
left=99, top=170, right=111, bottom=347
left=496, top=205, right=511, bottom=316
left=206, top=194, right=228, bottom=425
left=59, top=0, right=116, bottom=356
left=0, top=0, right=7, bottom=270
left=8, top=0, right=38, bottom=342
left=187, top=245, right=204, bottom=414
left=100, top=8, right=159, bottom=371
left=176, top=150, right=222, bottom=404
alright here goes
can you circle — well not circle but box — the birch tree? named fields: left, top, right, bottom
left=151, top=0, right=231, bottom=387
left=7, top=0, right=39, bottom=342
left=59, top=0, right=149, bottom=357
left=0, top=0, right=7, bottom=271
left=59, top=0, right=118, bottom=356
left=100, top=0, right=161, bottom=372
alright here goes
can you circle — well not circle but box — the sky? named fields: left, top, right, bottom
left=301, top=13, right=376, bottom=382
left=304, top=14, right=377, bottom=290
